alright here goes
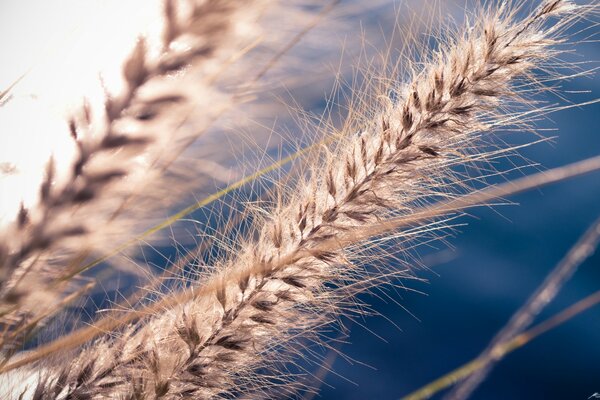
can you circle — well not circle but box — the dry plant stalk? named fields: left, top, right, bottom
left=0, top=0, right=269, bottom=350
left=446, top=215, right=600, bottom=400
left=12, top=1, right=591, bottom=399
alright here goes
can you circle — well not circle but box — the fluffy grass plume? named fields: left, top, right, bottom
left=0, top=0, right=271, bottom=353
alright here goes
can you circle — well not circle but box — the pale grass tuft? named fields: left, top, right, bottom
left=0, top=0, right=271, bottom=359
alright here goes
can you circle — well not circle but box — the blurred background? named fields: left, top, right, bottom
left=1, top=1, right=599, bottom=399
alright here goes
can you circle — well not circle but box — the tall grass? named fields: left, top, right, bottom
left=0, top=0, right=598, bottom=398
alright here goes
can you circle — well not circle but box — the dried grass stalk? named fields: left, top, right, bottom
left=0, top=0, right=270, bottom=348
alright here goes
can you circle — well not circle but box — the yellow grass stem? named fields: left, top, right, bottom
left=401, top=290, right=600, bottom=400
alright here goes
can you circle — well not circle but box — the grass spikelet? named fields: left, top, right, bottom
left=20, top=1, right=596, bottom=399
left=0, top=0, right=272, bottom=356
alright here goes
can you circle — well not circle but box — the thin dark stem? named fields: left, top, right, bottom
left=445, top=215, right=600, bottom=400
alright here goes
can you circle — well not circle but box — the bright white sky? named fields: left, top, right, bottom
left=0, top=0, right=162, bottom=226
